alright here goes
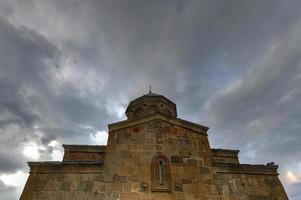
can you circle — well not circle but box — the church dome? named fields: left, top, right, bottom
left=125, top=92, right=177, bottom=120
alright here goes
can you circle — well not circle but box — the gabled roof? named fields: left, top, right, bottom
left=109, top=112, right=209, bottom=135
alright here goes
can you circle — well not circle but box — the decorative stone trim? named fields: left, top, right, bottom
left=151, top=153, right=172, bottom=192
left=109, top=113, right=209, bottom=135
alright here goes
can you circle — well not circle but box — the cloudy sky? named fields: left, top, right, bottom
left=0, top=0, right=301, bottom=199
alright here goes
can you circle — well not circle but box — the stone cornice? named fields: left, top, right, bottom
left=27, top=161, right=104, bottom=174
left=211, top=148, right=240, bottom=158
left=211, top=148, right=240, bottom=153
left=108, top=113, right=209, bottom=135
left=214, top=163, right=279, bottom=175
left=63, top=144, right=106, bottom=152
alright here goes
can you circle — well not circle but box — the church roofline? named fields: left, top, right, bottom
left=63, top=144, right=106, bottom=152
left=27, top=161, right=104, bottom=166
left=27, top=161, right=104, bottom=174
left=214, top=163, right=279, bottom=176
left=108, top=113, right=209, bottom=135
left=211, top=148, right=240, bottom=153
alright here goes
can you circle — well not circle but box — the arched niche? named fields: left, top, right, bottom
left=151, top=154, right=172, bottom=192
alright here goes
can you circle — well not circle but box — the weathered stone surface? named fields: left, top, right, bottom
left=20, top=92, right=288, bottom=200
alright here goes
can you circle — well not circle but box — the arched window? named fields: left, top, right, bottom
left=151, top=154, right=171, bottom=192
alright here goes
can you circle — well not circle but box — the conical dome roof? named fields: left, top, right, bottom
left=125, top=92, right=177, bottom=120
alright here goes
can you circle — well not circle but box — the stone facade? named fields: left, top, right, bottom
left=20, top=92, right=288, bottom=200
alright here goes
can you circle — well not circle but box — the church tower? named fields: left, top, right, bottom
left=104, top=92, right=212, bottom=197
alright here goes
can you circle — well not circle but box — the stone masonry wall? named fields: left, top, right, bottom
left=214, top=173, right=288, bottom=200
left=21, top=172, right=105, bottom=199
left=103, top=118, right=288, bottom=200
left=103, top=119, right=216, bottom=199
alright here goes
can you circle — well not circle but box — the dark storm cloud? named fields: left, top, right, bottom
left=0, top=11, right=116, bottom=177
left=0, top=14, right=106, bottom=171
left=0, top=152, right=22, bottom=172
left=0, top=15, right=60, bottom=171
left=205, top=19, right=301, bottom=152
left=0, top=0, right=301, bottom=199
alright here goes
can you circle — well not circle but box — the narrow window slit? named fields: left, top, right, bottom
left=159, top=160, right=163, bottom=184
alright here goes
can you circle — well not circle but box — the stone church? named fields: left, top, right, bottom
left=21, top=92, right=288, bottom=199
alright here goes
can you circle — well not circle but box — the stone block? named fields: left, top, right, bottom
left=120, top=192, right=139, bottom=200
left=199, top=166, right=210, bottom=174
left=249, top=195, right=269, bottom=200
left=174, top=182, right=183, bottom=192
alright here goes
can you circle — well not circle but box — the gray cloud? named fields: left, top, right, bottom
left=0, top=181, right=17, bottom=200
left=289, top=182, right=301, bottom=200
left=0, top=0, right=301, bottom=199
left=0, top=151, right=22, bottom=172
